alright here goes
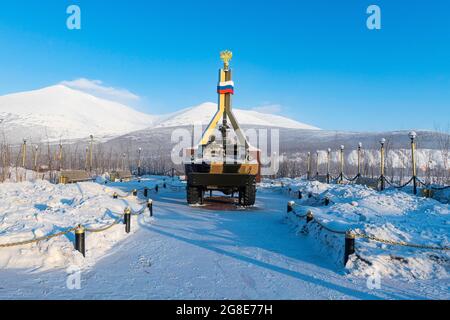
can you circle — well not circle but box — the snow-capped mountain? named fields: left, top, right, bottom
left=0, top=85, right=157, bottom=143
left=0, top=86, right=319, bottom=144
left=153, top=102, right=319, bottom=130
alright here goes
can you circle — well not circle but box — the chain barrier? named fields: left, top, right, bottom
left=1, top=188, right=152, bottom=249
left=353, top=232, right=450, bottom=251
left=84, top=215, right=123, bottom=233
left=0, top=227, right=77, bottom=248
left=312, top=218, right=347, bottom=235
left=130, top=205, right=147, bottom=216
left=417, top=177, right=450, bottom=191
left=382, top=176, right=413, bottom=189
left=343, top=174, right=359, bottom=183
left=289, top=203, right=309, bottom=218
left=288, top=202, right=449, bottom=251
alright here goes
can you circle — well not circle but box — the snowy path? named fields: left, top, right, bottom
left=0, top=186, right=447, bottom=299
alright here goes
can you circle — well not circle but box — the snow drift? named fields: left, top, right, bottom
left=273, top=179, right=450, bottom=281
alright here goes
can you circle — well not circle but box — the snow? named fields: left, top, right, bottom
left=0, top=87, right=318, bottom=144
left=0, top=176, right=448, bottom=299
left=153, top=102, right=320, bottom=130
left=0, top=178, right=154, bottom=271
left=0, top=85, right=157, bottom=142
left=278, top=179, right=450, bottom=281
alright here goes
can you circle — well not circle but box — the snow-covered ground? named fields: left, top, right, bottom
left=274, top=179, right=450, bottom=281
left=0, top=177, right=448, bottom=299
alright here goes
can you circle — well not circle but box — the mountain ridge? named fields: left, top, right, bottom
left=0, top=85, right=319, bottom=143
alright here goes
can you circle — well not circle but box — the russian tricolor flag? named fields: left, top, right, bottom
left=217, top=81, right=234, bottom=94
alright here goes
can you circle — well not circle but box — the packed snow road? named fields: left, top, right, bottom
left=0, top=179, right=448, bottom=299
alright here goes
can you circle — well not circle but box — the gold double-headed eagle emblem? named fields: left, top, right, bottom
left=220, top=50, right=233, bottom=70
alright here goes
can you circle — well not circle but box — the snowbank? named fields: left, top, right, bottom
left=267, top=179, right=450, bottom=281
left=0, top=178, right=159, bottom=271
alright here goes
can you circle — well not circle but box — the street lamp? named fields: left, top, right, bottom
left=89, top=135, right=94, bottom=172
left=122, top=153, right=126, bottom=171
left=34, top=145, right=39, bottom=172
left=316, top=150, right=320, bottom=178
left=326, top=148, right=331, bottom=184
left=357, top=142, right=363, bottom=178
left=380, top=138, right=386, bottom=191
left=339, top=145, right=345, bottom=183
left=409, top=131, right=418, bottom=195
left=138, top=147, right=142, bottom=176
left=22, top=139, right=27, bottom=168
left=85, top=146, right=89, bottom=171
left=307, top=152, right=311, bottom=180
left=58, top=143, right=63, bottom=171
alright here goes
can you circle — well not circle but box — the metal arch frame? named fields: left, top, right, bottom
left=200, top=68, right=249, bottom=149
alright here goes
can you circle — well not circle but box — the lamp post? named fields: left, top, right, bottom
left=316, top=150, right=320, bottom=179
left=89, top=135, right=94, bottom=172
left=380, top=138, right=386, bottom=191
left=409, top=131, right=418, bottom=195
left=357, top=142, right=362, bottom=178
left=307, top=152, right=311, bottom=180
left=326, top=148, right=331, bottom=184
left=85, top=146, right=89, bottom=171
left=340, top=145, right=345, bottom=183
left=22, top=139, right=27, bottom=168
left=428, top=160, right=433, bottom=185
left=138, top=147, right=142, bottom=176
left=34, top=145, right=39, bottom=172
left=58, top=143, right=63, bottom=171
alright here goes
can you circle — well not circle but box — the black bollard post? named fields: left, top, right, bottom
left=163, top=182, right=167, bottom=189
left=344, top=231, right=356, bottom=266
left=308, top=192, right=312, bottom=198
left=132, top=189, right=138, bottom=197
left=155, top=185, right=159, bottom=193
left=149, top=199, right=154, bottom=215
left=324, top=197, right=330, bottom=206
left=306, top=210, right=314, bottom=223
left=298, top=191, right=302, bottom=199
left=124, top=208, right=131, bottom=233
left=113, top=192, right=118, bottom=199
left=144, top=187, right=148, bottom=198
left=75, top=225, right=86, bottom=257
left=287, top=201, right=294, bottom=213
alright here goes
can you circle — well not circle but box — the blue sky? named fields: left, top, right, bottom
left=0, top=0, right=449, bottom=131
